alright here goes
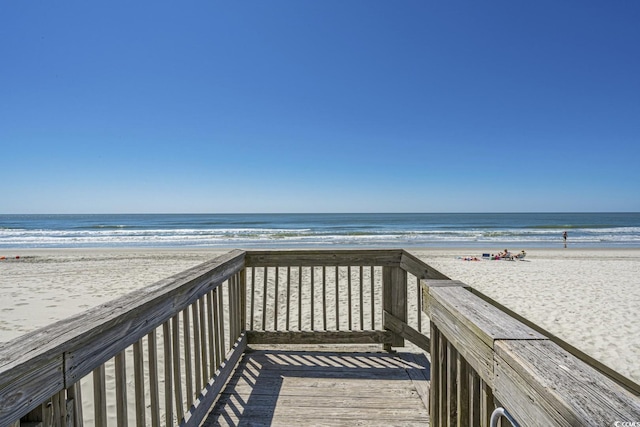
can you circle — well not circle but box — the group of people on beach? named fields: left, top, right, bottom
left=461, top=231, right=567, bottom=262
left=494, top=249, right=526, bottom=260
left=460, top=249, right=526, bottom=261
left=486, top=249, right=526, bottom=261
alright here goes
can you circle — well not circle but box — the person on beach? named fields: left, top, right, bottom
left=563, top=231, right=568, bottom=248
left=494, top=249, right=512, bottom=260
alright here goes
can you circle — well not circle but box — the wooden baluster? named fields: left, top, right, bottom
left=228, top=276, right=236, bottom=340
left=171, top=314, right=183, bottom=422
left=148, top=329, right=160, bottom=427
left=297, top=267, right=303, bottom=330
left=183, top=308, right=193, bottom=408
left=115, top=351, right=128, bottom=427
left=359, top=266, right=364, bottom=330
left=51, top=389, right=64, bottom=427
left=416, top=276, right=423, bottom=333
left=439, top=332, right=447, bottom=427
left=480, top=378, right=494, bottom=427
left=470, top=369, right=481, bottom=427
left=162, top=321, right=173, bottom=427
left=241, top=268, right=247, bottom=332
left=456, top=349, right=470, bottom=427
left=217, top=285, right=226, bottom=356
left=66, top=381, right=83, bottom=427
left=430, top=323, right=440, bottom=426
left=250, top=267, right=256, bottom=331
left=192, top=302, right=202, bottom=395
left=274, top=267, right=279, bottom=330
left=235, top=273, right=241, bottom=336
left=447, top=341, right=458, bottom=426
left=310, top=266, right=315, bottom=331
left=199, top=297, right=208, bottom=388
left=335, top=266, right=340, bottom=330
left=133, top=339, right=146, bottom=427
left=286, top=266, right=291, bottom=331
left=93, top=365, right=107, bottom=427
left=371, top=266, right=376, bottom=330
left=322, top=266, right=327, bottom=330
left=212, top=289, right=221, bottom=371
left=348, top=266, right=353, bottom=330
left=262, top=267, right=268, bottom=330
left=236, top=273, right=242, bottom=336
left=206, top=291, right=216, bottom=377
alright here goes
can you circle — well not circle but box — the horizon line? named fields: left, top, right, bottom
left=2, top=211, right=639, bottom=216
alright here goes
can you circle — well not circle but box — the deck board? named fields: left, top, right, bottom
left=201, top=348, right=430, bottom=426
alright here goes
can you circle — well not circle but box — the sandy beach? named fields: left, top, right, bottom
left=1, top=247, right=638, bottom=386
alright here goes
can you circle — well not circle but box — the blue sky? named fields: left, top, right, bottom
left=2, top=1, right=639, bottom=213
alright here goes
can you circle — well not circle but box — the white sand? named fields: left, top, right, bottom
left=412, top=248, right=640, bottom=384
left=0, top=248, right=229, bottom=341
left=1, top=247, right=638, bottom=386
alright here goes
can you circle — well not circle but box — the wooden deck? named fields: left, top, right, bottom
left=202, top=347, right=430, bottom=426
left=3, top=249, right=640, bottom=426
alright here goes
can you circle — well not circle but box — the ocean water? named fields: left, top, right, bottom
left=0, top=213, right=639, bottom=249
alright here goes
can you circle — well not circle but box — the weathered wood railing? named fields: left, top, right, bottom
left=1, top=248, right=640, bottom=426
left=243, top=250, right=443, bottom=351
left=424, top=279, right=640, bottom=426
left=0, top=250, right=248, bottom=427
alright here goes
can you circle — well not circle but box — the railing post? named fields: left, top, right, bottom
left=383, top=266, right=407, bottom=350
left=430, top=322, right=441, bottom=426
left=66, top=382, right=83, bottom=427
left=241, top=267, right=247, bottom=331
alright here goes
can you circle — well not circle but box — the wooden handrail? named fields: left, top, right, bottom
left=0, top=250, right=246, bottom=426
left=424, top=280, right=640, bottom=426
left=243, top=250, right=428, bottom=350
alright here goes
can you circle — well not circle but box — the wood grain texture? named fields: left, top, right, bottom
left=244, top=249, right=403, bottom=267
left=469, top=287, right=640, bottom=396
left=0, top=354, right=63, bottom=426
left=428, top=286, right=545, bottom=346
left=63, top=250, right=244, bottom=385
left=201, top=348, right=429, bottom=427
left=400, top=251, right=450, bottom=280
left=383, top=311, right=430, bottom=352
left=494, top=340, right=640, bottom=426
left=147, top=330, right=160, bottom=427
left=427, top=296, right=495, bottom=386
left=114, top=352, right=127, bottom=427
left=430, top=323, right=441, bottom=426
left=182, top=334, right=247, bottom=427
left=247, top=330, right=394, bottom=345
left=133, top=340, right=146, bottom=427
left=426, top=286, right=545, bottom=386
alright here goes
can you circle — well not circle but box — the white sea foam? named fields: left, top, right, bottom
left=1, top=214, right=639, bottom=248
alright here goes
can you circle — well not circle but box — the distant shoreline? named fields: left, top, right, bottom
left=2, top=212, right=639, bottom=249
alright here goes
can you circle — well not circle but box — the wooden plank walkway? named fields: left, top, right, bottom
left=201, top=347, right=431, bottom=426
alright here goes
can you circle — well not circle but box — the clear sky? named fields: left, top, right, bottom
left=2, top=1, right=639, bottom=214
